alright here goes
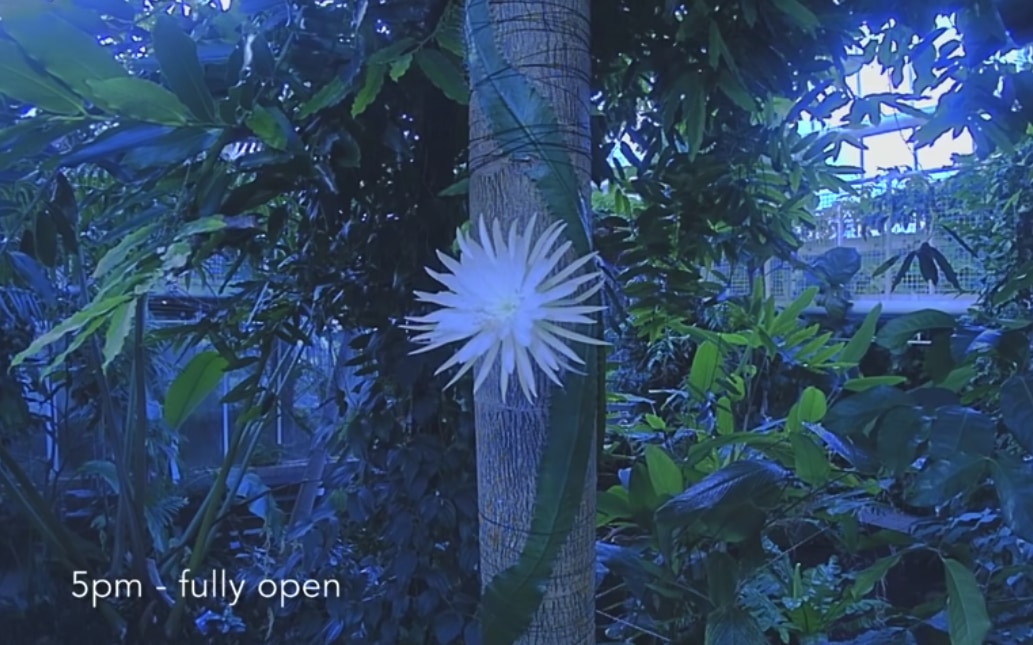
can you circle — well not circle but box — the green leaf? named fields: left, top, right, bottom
left=875, top=309, right=956, bottom=351
left=999, top=374, right=1033, bottom=454
left=705, top=551, right=738, bottom=608
left=466, top=0, right=588, bottom=255
left=351, top=64, right=386, bottom=117
left=874, top=405, right=924, bottom=475
left=163, top=350, right=228, bottom=430
left=645, top=445, right=683, bottom=498
left=928, top=406, right=995, bottom=459
left=0, top=39, right=83, bottom=114
left=151, top=16, right=217, bottom=122
left=245, top=105, right=293, bottom=150
left=0, top=6, right=127, bottom=99
left=86, top=78, right=192, bottom=125
left=840, top=304, right=881, bottom=364
left=655, top=460, right=789, bottom=545
left=297, top=77, right=349, bottom=120
left=843, top=376, right=907, bottom=392
left=796, top=386, right=827, bottom=422
left=704, top=604, right=768, bottom=645
left=791, top=432, right=830, bottom=486
left=849, top=553, right=902, bottom=600
left=389, top=53, right=413, bottom=81
left=771, top=0, right=820, bottom=32
left=11, top=295, right=131, bottom=367
left=942, top=558, right=991, bottom=645
left=991, top=457, right=1033, bottom=542
left=908, top=454, right=987, bottom=507
left=101, top=299, right=135, bottom=370
left=688, top=340, right=722, bottom=396
left=415, top=48, right=468, bottom=104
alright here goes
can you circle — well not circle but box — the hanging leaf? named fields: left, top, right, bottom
left=297, top=77, right=349, bottom=119
left=917, top=243, right=939, bottom=285
left=928, top=245, right=962, bottom=291
left=871, top=254, right=900, bottom=279
left=151, top=15, right=217, bottom=122
left=351, top=64, right=386, bottom=117
left=163, top=350, right=228, bottom=431
left=942, top=558, right=991, bottom=645
left=891, top=251, right=916, bottom=291
left=101, top=299, right=135, bottom=370
left=415, top=48, right=468, bottom=104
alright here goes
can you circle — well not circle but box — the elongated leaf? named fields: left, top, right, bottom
left=0, top=6, right=127, bottom=100
left=415, top=48, right=468, bottom=104
left=297, top=77, right=348, bottom=119
left=689, top=340, right=722, bottom=396
left=466, top=0, right=587, bottom=255
left=0, top=39, right=83, bottom=114
left=11, top=294, right=131, bottom=366
left=843, top=375, right=906, bottom=391
left=839, top=304, right=881, bottom=364
left=796, top=386, right=827, bottom=422
left=102, top=299, right=135, bottom=370
left=791, top=432, right=830, bottom=486
left=163, top=350, right=228, bottom=430
left=943, top=558, right=991, bottom=645
left=351, top=64, right=386, bottom=117
left=152, top=15, right=216, bottom=122
left=86, top=77, right=192, bottom=125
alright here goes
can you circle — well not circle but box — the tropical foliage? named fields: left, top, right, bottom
left=1, top=0, right=1032, bottom=644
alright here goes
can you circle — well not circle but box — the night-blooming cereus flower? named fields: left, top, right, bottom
left=403, top=215, right=606, bottom=403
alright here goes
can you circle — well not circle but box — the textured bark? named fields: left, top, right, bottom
left=468, top=1, right=595, bottom=643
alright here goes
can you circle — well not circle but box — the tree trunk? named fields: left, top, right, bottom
left=467, top=1, right=595, bottom=643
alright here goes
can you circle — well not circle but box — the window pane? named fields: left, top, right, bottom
left=862, top=129, right=915, bottom=176
left=916, top=128, right=972, bottom=170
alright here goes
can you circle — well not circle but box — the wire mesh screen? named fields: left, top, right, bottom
left=710, top=170, right=985, bottom=304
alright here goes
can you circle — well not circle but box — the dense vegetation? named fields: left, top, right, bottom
left=1, top=0, right=1033, bottom=643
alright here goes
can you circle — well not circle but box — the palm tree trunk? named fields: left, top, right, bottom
left=467, top=1, right=595, bottom=643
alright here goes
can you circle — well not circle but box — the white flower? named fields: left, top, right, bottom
left=404, top=215, right=606, bottom=403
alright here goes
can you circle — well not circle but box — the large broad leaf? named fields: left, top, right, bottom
left=991, top=457, right=1033, bottom=542
left=943, top=558, right=991, bottom=645
left=466, top=0, right=588, bottom=255
left=823, top=386, right=912, bottom=438
left=928, top=406, right=996, bottom=459
left=0, top=39, right=83, bottom=114
left=999, top=374, right=1033, bottom=454
left=907, top=454, right=987, bottom=507
left=0, top=6, right=128, bottom=100
left=704, top=605, right=768, bottom=645
left=688, top=340, right=721, bottom=396
left=875, top=309, right=956, bottom=351
left=152, top=15, right=217, bottom=122
left=874, top=405, right=924, bottom=475
left=655, top=460, right=789, bottom=546
left=163, top=350, right=229, bottom=430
